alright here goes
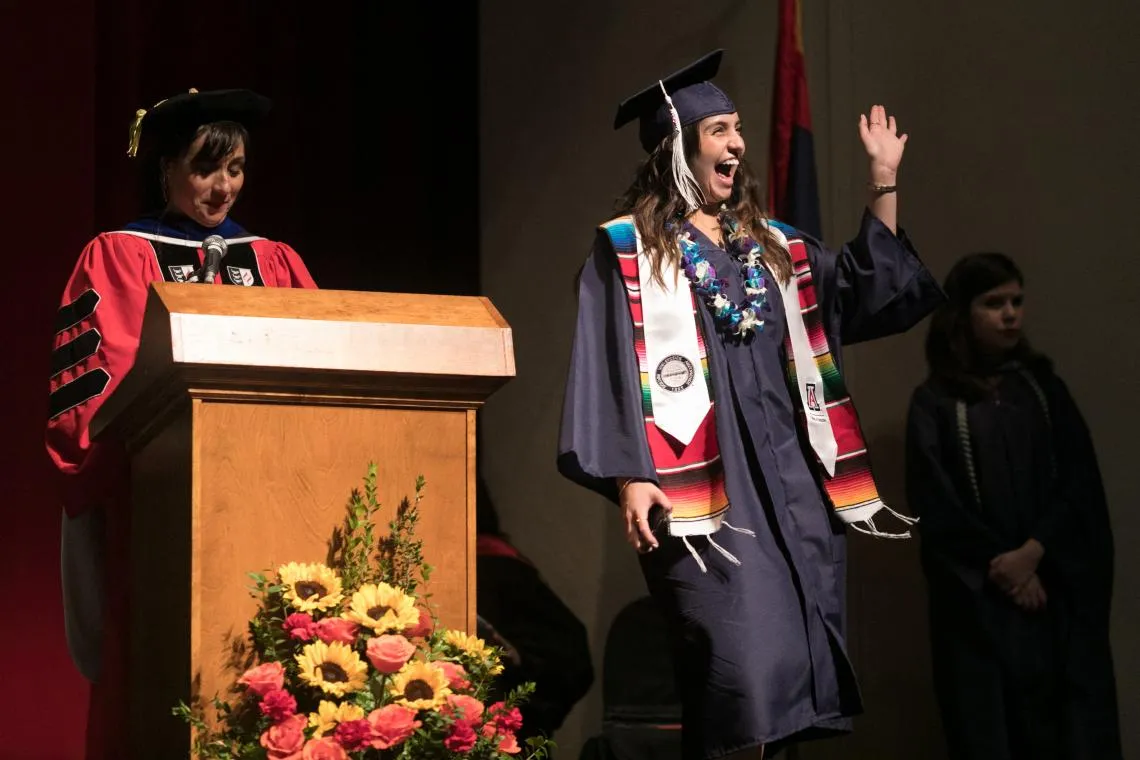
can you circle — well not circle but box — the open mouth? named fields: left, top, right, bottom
left=714, top=159, right=739, bottom=183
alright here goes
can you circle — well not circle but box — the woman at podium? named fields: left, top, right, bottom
left=45, top=88, right=316, bottom=759
left=558, top=50, right=943, bottom=759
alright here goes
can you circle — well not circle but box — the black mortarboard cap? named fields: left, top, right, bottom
left=613, top=49, right=736, bottom=153
left=127, top=88, right=272, bottom=157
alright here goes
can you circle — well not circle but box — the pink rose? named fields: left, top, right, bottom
left=488, top=702, right=524, bottom=733
left=314, top=617, right=359, bottom=645
left=441, top=694, right=484, bottom=727
left=497, top=732, right=521, bottom=754
left=403, top=606, right=434, bottom=639
left=283, top=613, right=317, bottom=641
left=367, top=704, right=421, bottom=749
left=436, top=661, right=471, bottom=691
left=366, top=634, right=416, bottom=673
left=333, top=719, right=373, bottom=751
left=239, top=661, right=285, bottom=697
left=260, top=713, right=307, bottom=759
left=301, top=737, right=348, bottom=760
left=444, top=720, right=478, bottom=752
left=259, top=688, right=298, bottom=723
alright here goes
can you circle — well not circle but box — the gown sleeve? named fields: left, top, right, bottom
left=806, top=208, right=945, bottom=347
left=556, top=231, right=656, bottom=503
left=1033, top=372, right=1114, bottom=585
left=45, top=234, right=157, bottom=517
left=262, top=240, right=319, bottom=289
left=905, top=384, right=1007, bottom=591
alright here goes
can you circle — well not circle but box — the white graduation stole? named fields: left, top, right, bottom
left=769, top=225, right=838, bottom=476
left=637, top=244, right=711, bottom=446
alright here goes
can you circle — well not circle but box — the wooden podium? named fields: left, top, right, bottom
left=90, top=283, right=515, bottom=755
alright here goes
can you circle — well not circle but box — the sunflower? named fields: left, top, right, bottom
left=296, top=641, right=369, bottom=697
left=277, top=562, right=344, bottom=613
left=309, top=700, right=366, bottom=738
left=346, top=582, right=419, bottom=633
left=443, top=630, right=494, bottom=659
left=390, top=660, right=451, bottom=711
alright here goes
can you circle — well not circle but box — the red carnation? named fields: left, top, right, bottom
left=333, top=718, right=373, bottom=751
left=488, top=702, right=524, bottom=733
left=259, top=688, right=298, bottom=723
left=444, top=720, right=478, bottom=753
left=283, top=612, right=317, bottom=641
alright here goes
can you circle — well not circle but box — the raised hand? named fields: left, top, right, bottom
left=858, top=104, right=908, bottom=183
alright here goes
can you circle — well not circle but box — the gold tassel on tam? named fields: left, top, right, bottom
left=125, top=88, right=199, bottom=158
left=126, top=108, right=146, bottom=157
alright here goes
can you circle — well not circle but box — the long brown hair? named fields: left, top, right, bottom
left=925, top=252, right=1049, bottom=400
left=613, top=122, right=792, bottom=285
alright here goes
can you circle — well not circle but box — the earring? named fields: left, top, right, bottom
left=160, top=172, right=169, bottom=203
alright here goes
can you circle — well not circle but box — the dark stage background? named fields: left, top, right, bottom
left=0, top=2, right=478, bottom=755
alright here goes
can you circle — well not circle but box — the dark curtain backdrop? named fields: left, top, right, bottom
left=0, top=2, right=477, bottom=755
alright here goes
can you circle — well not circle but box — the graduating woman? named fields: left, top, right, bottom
left=45, top=88, right=317, bottom=759
left=558, top=50, right=943, bottom=758
left=905, top=252, right=1121, bottom=759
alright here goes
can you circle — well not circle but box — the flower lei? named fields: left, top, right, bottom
left=678, top=211, right=770, bottom=337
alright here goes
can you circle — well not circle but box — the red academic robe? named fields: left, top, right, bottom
left=45, top=228, right=317, bottom=758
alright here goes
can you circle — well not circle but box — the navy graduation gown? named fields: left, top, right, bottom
left=559, top=210, right=943, bottom=758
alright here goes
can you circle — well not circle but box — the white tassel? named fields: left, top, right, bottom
left=723, top=521, right=756, bottom=537
left=849, top=518, right=911, bottom=540
left=658, top=81, right=704, bottom=212
left=883, top=504, right=920, bottom=526
left=707, top=535, right=742, bottom=566
left=682, top=536, right=708, bottom=574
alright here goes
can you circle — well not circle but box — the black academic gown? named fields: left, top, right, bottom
left=559, top=210, right=942, bottom=759
left=905, top=365, right=1120, bottom=760
left=476, top=534, right=594, bottom=750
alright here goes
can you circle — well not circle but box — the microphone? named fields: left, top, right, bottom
left=190, top=235, right=228, bottom=283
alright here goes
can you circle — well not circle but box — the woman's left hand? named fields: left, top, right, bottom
left=858, top=104, right=908, bottom=183
left=988, top=538, right=1045, bottom=594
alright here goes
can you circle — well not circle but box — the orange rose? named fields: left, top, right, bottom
left=365, top=634, right=416, bottom=673
left=441, top=694, right=485, bottom=727
left=436, top=661, right=471, bottom=691
left=403, top=606, right=434, bottom=638
left=302, top=737, right=348, bottom=760
left=497, top=732, right=522, bottom=754
left=260, top=713, right=307, bottom=759
left=314, top=617, right=359, bottom=645
left=239, top=661, right=286, bottom=697
left=367, top=704, right=421, bottom=749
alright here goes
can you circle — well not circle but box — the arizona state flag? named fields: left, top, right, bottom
left=767, top=0, right=822, bottom=239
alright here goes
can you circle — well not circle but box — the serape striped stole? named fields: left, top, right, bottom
left=602, top=217, right=729, bottom=532
left=772, top=221, right=894, bottom=528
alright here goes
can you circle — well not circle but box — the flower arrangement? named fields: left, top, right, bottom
left=175, top=464, right=553, bottom=760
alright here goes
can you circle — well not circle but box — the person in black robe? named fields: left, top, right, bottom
left=905, top=252, right=1121, bottom=760
left=475, top=478, right=594, bottom=754
left=557, top=50, right=943, bottom=759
